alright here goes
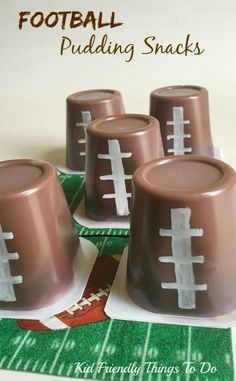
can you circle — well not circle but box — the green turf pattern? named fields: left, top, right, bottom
left=0, top=173, right=234, bottom=381
left=0, top=298, right=234, bottom=380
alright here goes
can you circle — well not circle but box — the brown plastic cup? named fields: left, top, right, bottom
left=127, top=155, right=236, bottom=317
left=150, top=85, right=214, bottom=157
left=85, top=114, right=164, bottom=221
left=66, top=89, right=125, bottom=171
left=0, top=159, right=79, bottom=310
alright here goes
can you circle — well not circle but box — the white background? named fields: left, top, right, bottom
left=1, top=0, right=236, bottom=168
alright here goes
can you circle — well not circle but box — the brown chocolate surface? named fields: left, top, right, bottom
left=66, top=89, right=125, bottom=171
left=155, top=86, right=202, bottom=97
left=85, top=114, right=164, bottom=221
left=90, top=115, right=149, bottom=134
left=146, top=160, right=224, bottom=190
left=127, top=156, right=236, bottom=317
left=68, top=90, right=118, bottom=102
left=0, top=159, right=79, bottom=311
left=150, top=85, right=214, bottom=157
left=0, top=163, right=43, bottom=192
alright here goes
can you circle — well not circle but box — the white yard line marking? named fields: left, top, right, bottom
left=66, top=364, right=73, bottom=376
left=159, top=208, right=206, bottom=309
left=7, top=331, right=31, bottom=369
left=101, top=370, right=107, bottom=380
left=98, top=236, right=110, bottom=258
left=80, top=226, right=85, bottom=235
left=231, top=328, right=236, bottom=381
left=69, top=179, right=85, bottom=209
left=185, top=326, right=192, bottom=381
left=23, top=359, right=31, bottom=371
left=82, top=370, right=91, bottom=378
left=132, top=375, right=139, bottom=381
left=138, top=323, right=152, bottom=381
left=15, top=358, right=22, bottom=370
left=49, top=329, right=70, bottom=374
left=94, top=319, right=114, bottom=378
left=76, top=111, right=92, bottom=157
left=0, top=356, right=6, bottom=367
left=32, top=359, right=39, bottom=372
left=98, top=139, right=132, bottom=216
left=167, top=107, right=191, bottom=155
left=60, top=174, right=70, bottom=185
left=58, top=362, right=65, bottom=375
left=40, top=360, right=48, bottom=372
left=225, top=352, right=231, bottom=366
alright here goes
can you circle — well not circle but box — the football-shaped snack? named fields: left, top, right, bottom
left=0, top=159, right=78, bottom=313
left=85, top=114, right=164, bottom=221
left=150, top=85, right=214, bottom=157
left=17, top=255, right=120, bottom=330
left=66, top=89, right=125, bottom=171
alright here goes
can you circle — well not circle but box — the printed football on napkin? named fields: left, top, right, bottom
left=17, top=255, right=120, bottom=331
